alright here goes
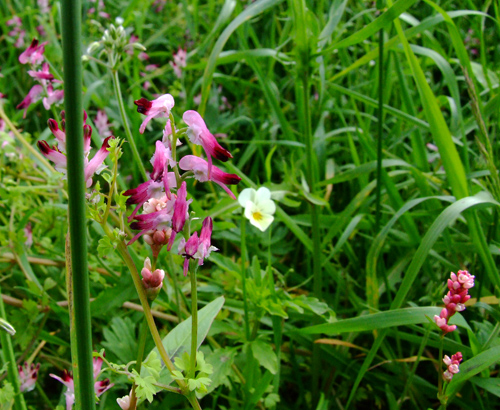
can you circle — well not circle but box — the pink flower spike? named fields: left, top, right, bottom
left=134, top=94, right=175, bottom=134
left=150, top=140, right=174, bottom=181
left=28, top=62, right=54, bottom=80
left=18, top=362, right=40, bottom=392
left=50, top=370, right=75, bottom=410
left=182, top=110, right=232, bottom=178
left=128, top=207, right=175, bottom=244
left=84, top=136, right=112, bottom=187
left=167, top=181, right=190, bottom=250
left=48, top=118, right=66, bottom=152
left=17, top=85, right=43, bottom=118
left=95, top=109, right=112, bottom=138
left=37, top=140, right=67, bottom=173
left=179, top=232, right=200, bottom=275
left=179, top=155, right=241, bottom=199
left=42, top=85, right=64, bottom=111
left=195, top=216, right=218, bottom=265
left=19, top=38, right=48, bottom=65
left=83, top=124, right=92, bottom=155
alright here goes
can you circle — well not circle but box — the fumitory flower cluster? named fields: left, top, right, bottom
left=18, top=362, right=40, bottom=393
left=125, top=92, right=240, bottom=278
left=17, top=38, right=64, bottom=117
left=433, top=270, right=475, bottom=334
left=37, top=110, right=113, bottom=187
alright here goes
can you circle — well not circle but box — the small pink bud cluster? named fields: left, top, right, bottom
left=141, top=257, right=165, bottom=300
left=433, top=270, right=474, bottom=334
left=443, top=352, right=462, bottom=381
left=18, top=362, right=40, bottom=392
left=170, top=48, right=187, bottom=78
left=17, top=38, right=64, bottom=117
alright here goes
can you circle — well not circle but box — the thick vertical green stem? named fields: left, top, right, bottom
left=111, top=70, right=148, bottom=181
left=189, top=265, right=199, bottom=380
left=60, top=2, right=95, bottom=409
left=240, top=217, right=251, bottom=340
left=0, top=285, right=27, bottom=410
left=375, top=27, right=384, bottom=233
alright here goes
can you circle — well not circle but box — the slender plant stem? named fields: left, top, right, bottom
left=438, top=335, right=444, bottom=399
left=240, top=217, right=251, bottom=340
left=129, top=318, right=148, bottom=410
left=111, top=69, right=147, bottom=181
left=105, top=227, right=202, bottom=408
left=375, top=26, right=384, bottom=233
left=0, top=285, right=27, bottom=410
left=189, top=264, right=198, bottom=379
left=60, top=1, right=95, bottom=408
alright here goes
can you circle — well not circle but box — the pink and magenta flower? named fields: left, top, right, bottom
left=19, top=38, right=48, bottom=65
left=443, top=352, right=462, bottom=381
left=38, top=113, right=112, bottom=187
left=16, top=85, right=43, bottom=118
left=179, top=155, right=241, bottom=199
left=18, top=362, right=40, bottom=392
left=50, top=355, right=113, bottom=410
left=134, top=94, right=175, bottom=134
left=182, top=110, right=232, bottom=178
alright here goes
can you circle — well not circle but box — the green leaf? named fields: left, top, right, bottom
left=205, top=348, right=237, bottom=394
left=251, top=340, right=278, bottom=375
left=298, top=307, right=469, bottom=335
left=102, top=317, right=138, bottom=363
left=0, top=381, right=14, bottom=405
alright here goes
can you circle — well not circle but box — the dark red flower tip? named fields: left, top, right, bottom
left=47, top=118, right=59, bottom=132
left=102, top=135, right=113, bottom=148
left=29, top=38, right=39, bottom=48
left=134, top=98, right=152, bottom=114
left=60, top=119, right=66, bottom=132
left=83, top=124, right=92, bottom=139
left=220, top=173, right=241, bottom=185
left=37, top=140, right=50, bottom=154
left=60, top=110, right=65, bottom=120
left=213, top=144, right=233, bottom=162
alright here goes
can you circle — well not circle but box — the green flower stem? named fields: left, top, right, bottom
left=240, top=216, right=251, bottom=340
left=129, top=319, right=148, bottom=410
left=111, top=69, right=147, bottom=181
left=105, top=226, right=202, bottom=409
left=0, top=285, right=27, bottom=410
left=0, top=105, right=54, bottom=172
left=60, top=1, right=95, bottom=409
left=189, top=264, right=198, bottom=380
left=438, top=335, right=444, bottom=399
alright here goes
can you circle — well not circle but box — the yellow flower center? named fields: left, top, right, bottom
left=252, top=211, right=263, bottom=221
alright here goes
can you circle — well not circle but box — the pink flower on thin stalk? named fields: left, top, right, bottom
left=134, top=94, right=175, bottom=134
left=179, top=155, right=241, bottom=199
left=18, top=362, right=40, bottom=392
left=19, top=38, right=48, bottom=65
left=178, top=217, right=218, bottom=275
left=183, top=110, right=232, bottom=179
left=28, top=62, right=54, bottom=80
left=50, top=355, right=113, bottom=410
left=16, top=85, right=43, bottom=118
left=167, top=181, right=191, bottom=250
left=42, top=84, right=64, bottom=110
left=38, top=112, right=113, bottom=187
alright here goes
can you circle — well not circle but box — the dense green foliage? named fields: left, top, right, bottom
left=1, top=0, right=500, bottom=409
